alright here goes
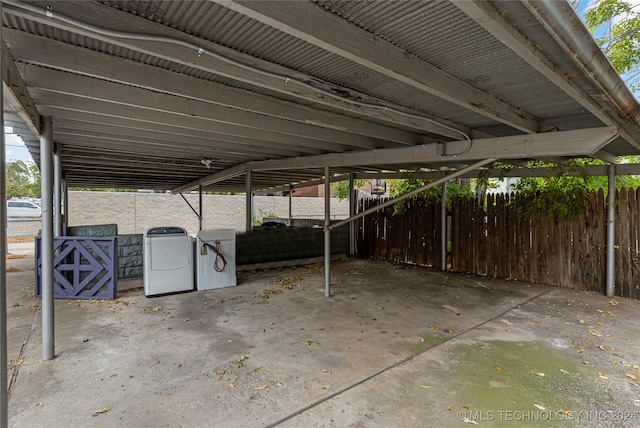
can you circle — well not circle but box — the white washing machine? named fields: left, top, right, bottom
left=196, top=229, right=237, bottom=290
left=144, top=226, right=194, bottom=297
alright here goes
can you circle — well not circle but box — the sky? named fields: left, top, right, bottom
left=5, top=128, right=32, bottom=164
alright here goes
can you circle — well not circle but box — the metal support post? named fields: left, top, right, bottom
left=349, top=173, right=356, bottom=256
left=328, top=159, right=496, bottom=231
left=245, top=169, right=252, bottom=232
left=53, top=144, right=62, bottom=236
left=198, top=185, right=203, bottom=231
left=63, top=172, right=69, bottom=226
left=62, top=172, right=69, bottom=225
left=288, top=184, right=293, bottom=226
left=606, top=165, right=616, bottom=297
left=41, top=116, right=55, bottom=361
left=0, top=6, right=9, bottom=420
left=441, top=180, right=447, bottom=271
left=324, top=166, right=331, bottom=298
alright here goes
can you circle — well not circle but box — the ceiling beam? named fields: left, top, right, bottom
left=452, top=0, right=639, bottom=149
left=7, top=29, right=434, bottom=147
left=53, top=119, right=319, bottom=158
left=244, top=127, right=618, bottom=171
left=351, top=163, right=640, bottom=180
left=174, top=127, right=618, bottom=192
left=48, top=111, right=325, bottom=157
left=1, top=42, right=41, bottom=136
left=3, top=1, right=487, bottom=140
left=32, top=90, right=370, bottom=154
left=593, top=150, right=617, bottom=164
left=217, top=0, right=542, bottom=134
left=23, top=65, right=392, bottom=152
left=172, top=164, right=247, bottom=193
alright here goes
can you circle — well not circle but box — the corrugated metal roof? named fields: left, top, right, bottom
left=3, top=0, right=640, bottom=193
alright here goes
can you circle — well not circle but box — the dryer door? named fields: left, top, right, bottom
left=150, top=236, right=190, bottom=270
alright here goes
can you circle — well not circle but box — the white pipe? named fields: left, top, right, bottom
left=40, top=116, right=55, bottom=361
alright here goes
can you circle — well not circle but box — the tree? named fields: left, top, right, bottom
left=354, top=2, right=640, bottom=217
left=386, top=172, right=478, bottom=214
left=5, top=160, right=40, bottom=198
left=581, top=0, right=640, bottom=91
left=332, top=178, right=367, bottom=200
left=511, top=158, right=640, bottom=221
left=505, top=1, right=640, bottom=220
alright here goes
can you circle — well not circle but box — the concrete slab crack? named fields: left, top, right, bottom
left=8, top=307, right=40, bottom=400
left=265, top=287, right=554, bottom=427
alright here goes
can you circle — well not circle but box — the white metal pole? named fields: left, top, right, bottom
left=288, top=184, right=292, bottom=226
left=245, top=169, right=252, bottom=232
left=349, top=173, right=356, bottom=255
left=62, top=172, right=69, bottom=227
left=606, top=165, right=616, bottom=297
left=53, top=144, right=62, bottom=236
left=0, top=3, right=9, bottom=419
left=324, top=166, right=331, bottom=298
left=198, top=185, right=203, bottom=231
left=40, top=116, right=55, bottom=360
left=328, top=159, right=496, bottom=231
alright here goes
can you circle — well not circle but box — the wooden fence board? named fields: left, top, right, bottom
left=356, top=189, right=640, bottom=298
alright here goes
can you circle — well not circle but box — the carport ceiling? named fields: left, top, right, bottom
left=3, top=0, right=640, bottom=193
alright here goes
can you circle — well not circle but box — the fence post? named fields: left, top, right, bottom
left=606, top=165, right=616, bottom=297
left=441, top=180, right=447, bottom=271
left=324, top=166, right=331, bottom=298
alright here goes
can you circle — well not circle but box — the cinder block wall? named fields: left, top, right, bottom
left=68, top=192, right=349, bottom=234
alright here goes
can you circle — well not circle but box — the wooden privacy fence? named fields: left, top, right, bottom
left=357, top=189, right=640, bottom=298
left=358, top=198, right=443, bottom=269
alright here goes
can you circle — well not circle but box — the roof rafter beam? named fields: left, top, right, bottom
left=7, top=29, right=431, bottom=148
left=33, top=91, right=364, bottom=155
left=1, top=41, right=41, bottom=136
left=216, top=0, right=542, bottom=133
left=452, top=0, right=639, bottom=149
left=47, top=110, right=325, bottom=157
left=53, top=120, right=319, bottom=158
left=3, top=1, right=485, bottom=140
left=593, top=150, right=617, bottom=164
left=245, top=127, right=618, bottom=171
left=352, top=163, right=640, bottom=180
left=173, top=164, right=247, bottom=193
left=174, top=127, right=618, bottom=193
left=23, top=65, right=388, bottom=152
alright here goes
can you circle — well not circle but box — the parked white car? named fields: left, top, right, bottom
left=7, top=200, right=42, bottom=218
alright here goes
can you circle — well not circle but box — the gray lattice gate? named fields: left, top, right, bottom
left=35, top=237, right=118, bottom=300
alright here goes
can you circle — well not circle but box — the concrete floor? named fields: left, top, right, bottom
left=5, top=244, right=640, bottom=427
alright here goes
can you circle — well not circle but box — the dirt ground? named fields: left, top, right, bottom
left=5, top=246, right=640, bottom=427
